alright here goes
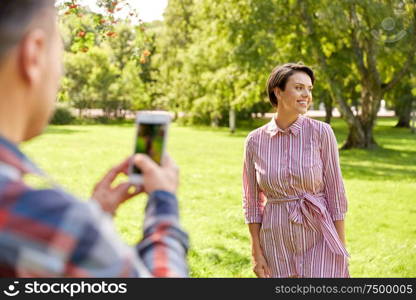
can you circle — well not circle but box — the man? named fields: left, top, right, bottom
left=0, top=0, right=188, bottom=277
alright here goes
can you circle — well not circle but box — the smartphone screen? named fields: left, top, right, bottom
left=132, top=122, right=166, bottom=175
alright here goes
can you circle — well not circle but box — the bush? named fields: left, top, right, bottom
left=50, top=107, right=75, bottom=125
left=94, top=116, right=111, bottom=124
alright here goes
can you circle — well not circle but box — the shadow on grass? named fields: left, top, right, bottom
left=340, top=146, right=416, bottom=181
left=342, top=162, right=416, bottom=181
left=189, top=245, right=251, bottom=277
left=173, top=119, right=269, bottom=139
left=45, top=122, right=135, bottom=136
left=44, top=127, right=84, bottom=135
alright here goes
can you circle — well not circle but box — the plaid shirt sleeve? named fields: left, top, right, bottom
left=0, top=183, right=189, bottom=277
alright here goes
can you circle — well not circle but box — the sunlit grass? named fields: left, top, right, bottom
left=21, top=117, right=416, bottom=277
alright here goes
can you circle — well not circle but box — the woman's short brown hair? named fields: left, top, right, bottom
left=266, top=63, right=315, bottom=107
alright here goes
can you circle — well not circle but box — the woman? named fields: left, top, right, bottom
left=242, top=63, right=349, bottom=278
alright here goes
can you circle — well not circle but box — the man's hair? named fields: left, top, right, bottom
left=266, top=63, right=315, bottom=107
left=0, top=0, right=55, bottom=59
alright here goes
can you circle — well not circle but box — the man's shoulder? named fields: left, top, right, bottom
left=17, top=186, right=81, bottom=211
left=0, top=183, right=102, bottom=277
left=0, top=181, right=92, bottom=227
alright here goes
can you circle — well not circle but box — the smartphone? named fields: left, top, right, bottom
left=129, top=111, right=171, bottom=185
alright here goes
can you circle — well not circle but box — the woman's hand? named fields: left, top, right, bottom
left=252, top=252, right=271, bottom=278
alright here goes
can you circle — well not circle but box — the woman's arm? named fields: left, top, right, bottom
left=320, top=124, right=348, bottom=221
left=243, top=135, right=269, bottom=277
left=248, top=223, right=263, bottom=255
left=320, top=124, right=348, bottom=246
left=242, top=135, right=265, bottom=224
left=334, top=220, right=346, bottom=245
left=248, top=223, right=270, bottom=278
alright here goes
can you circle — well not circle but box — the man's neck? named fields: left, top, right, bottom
left=0, top=93, right=26, bottom=144
left=0, top=122, right=24, bottom=145
left=0, top=57, right=30, bottom=144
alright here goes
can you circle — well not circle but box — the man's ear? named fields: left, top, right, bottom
left=18, top=29, right=47, bottom=86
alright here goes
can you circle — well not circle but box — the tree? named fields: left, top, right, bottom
left=153, top=0, right=196, bottom=117
left=60, top=51, right=95, bottom=117
left=298, top=0, right=416, bottom=149
left=58, top=0, right=156, bottom=118
left=154, top=0, right=281, bottom=128
left=387, top=73, right=416, bottom=128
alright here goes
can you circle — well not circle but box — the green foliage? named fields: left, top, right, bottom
left=150, top=0, right=416, bottom=145
left=58, top=0, right=415, bottom=141
left=58, top=3, right=156, bottom=118
left=50, top=107, right=75, bottom=125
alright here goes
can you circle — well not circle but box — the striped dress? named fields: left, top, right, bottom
left=242, top=114, right=349, bottom=278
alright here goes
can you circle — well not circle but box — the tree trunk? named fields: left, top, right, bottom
left=343, top=119, right=378, bottom=149
left=395, top=116, right=411, bottom=128
left=229, top=108, right=236, bottom=134
left=211, top=116, right=219, bottom=127
left=323, top=95, right=333, bottom=124
left=342, top=122, right=365, bottom=149
left=341, top=86, right=380, bottom=149
left=394, top=97, right=413, bottom=128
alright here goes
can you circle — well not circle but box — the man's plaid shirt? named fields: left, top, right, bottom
left=0, top=135, right=188, bottom=277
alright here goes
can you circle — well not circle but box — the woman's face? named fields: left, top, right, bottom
left=274, top=71, right=313, bottom=115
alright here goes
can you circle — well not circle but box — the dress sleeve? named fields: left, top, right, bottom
left=242, top=135, right=265, bottom=224
left=320, top=124, right=348, bottom=221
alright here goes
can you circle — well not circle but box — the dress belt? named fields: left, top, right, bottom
left=266, top=193, right=349, bottom=257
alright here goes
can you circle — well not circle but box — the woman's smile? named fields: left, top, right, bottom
left=297, top=99, right=308, bottom=107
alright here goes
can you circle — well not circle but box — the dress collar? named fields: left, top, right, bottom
left=265, top=114, right=305, bottom=137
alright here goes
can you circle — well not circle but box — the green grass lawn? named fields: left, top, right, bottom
left=21, top=117, right=416, bottom=277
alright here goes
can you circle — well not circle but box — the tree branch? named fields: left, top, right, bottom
left=381, top=55, right=414, bottom=93
left=299, top=0, right=358, bottom=128
left=382, top=2, right=416, bottom=93
left=349, top=3, right=368, bottom=77
left=366, top=36, right=382, bottom=88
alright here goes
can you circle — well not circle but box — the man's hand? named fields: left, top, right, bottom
left=92, top=154, right=179, bottom=215
left=91, top=157, right=141, bottom=215
left=133, top=153, right=179, bottom=195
